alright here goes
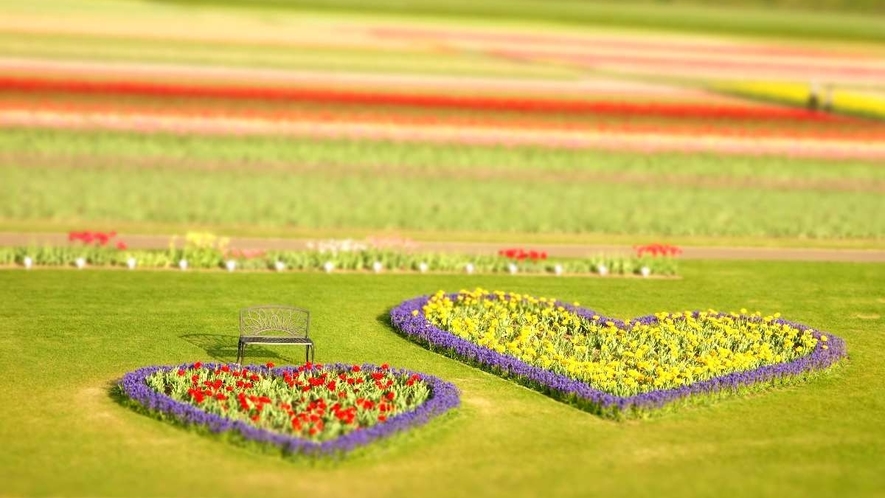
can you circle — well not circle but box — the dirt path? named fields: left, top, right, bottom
left=2, top=233, right=883, bottom=262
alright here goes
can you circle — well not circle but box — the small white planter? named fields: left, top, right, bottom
left=23, top=256, right=33, bottom=270
left=465, top=263, right=475, bottom=275
left=323, top=261, right=335, bottom=273
left=507, top=263, right=518, bottom=275
left=126, top=257, right=137, bottom=270
left=554, top=264, right=563, bottom=276
left=418, top=262, right=428, bottom=273
left=178, top=259, right=188, bottom=271
left=640, top=266, right=651, bottom=278
left=225, top=260, right=237, bottom=272
left=597, top=264, right=609, bottom=276
left=372, top=261, right=384, bottom=273
left=274, top=261, right=286, bottom=272
left=74, top=257, right=86, bottom=270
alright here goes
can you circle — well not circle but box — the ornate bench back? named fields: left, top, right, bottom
left=239, top=305, right=310, bottom=339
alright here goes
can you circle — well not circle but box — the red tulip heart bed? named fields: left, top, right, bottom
left=119, top=361, right=460, bottom=456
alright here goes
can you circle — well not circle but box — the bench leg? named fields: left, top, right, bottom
left=236, top=340, right=245, bottom=364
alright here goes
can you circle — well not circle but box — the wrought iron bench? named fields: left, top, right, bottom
left=236, top=305, right=315, bottom=364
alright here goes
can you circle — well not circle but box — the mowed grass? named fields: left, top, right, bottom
left=1, top=129, right=883, bottom=240
left=0, top=261, right=883, bottom=497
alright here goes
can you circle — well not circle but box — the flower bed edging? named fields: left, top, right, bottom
left=119, top=362, right=460, bottom=457
left=389, top=294, right=846, bottom=419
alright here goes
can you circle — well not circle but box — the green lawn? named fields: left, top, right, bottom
left=1, top=261, right=883, bottom=496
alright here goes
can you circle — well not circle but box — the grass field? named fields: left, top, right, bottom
left=0, top=262, right=883, bottom=496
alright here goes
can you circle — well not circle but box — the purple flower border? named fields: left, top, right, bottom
left=390, top=294, right=846, bottom=417
left=118, top=362, right=460, bottom=456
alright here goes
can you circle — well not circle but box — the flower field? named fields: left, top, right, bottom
left=120, top=362, right=459, bottom=456
left=2, top=14, right=884, bottom=245
left=391, top=289, right=845, bottom=417
left=1, top=0, right=884, bottom=496
left=0, top=231, right=679, bottom=275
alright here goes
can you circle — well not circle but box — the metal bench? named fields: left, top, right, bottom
left=236, top=305, right=315, bottom=364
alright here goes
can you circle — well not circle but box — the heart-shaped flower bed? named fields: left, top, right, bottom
left=119, top=362, right=459, bottom=456
left=390, top=289, right=845, bottom=418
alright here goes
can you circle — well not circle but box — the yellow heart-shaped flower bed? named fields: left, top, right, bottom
left=391, top=289, right=844, bottom=417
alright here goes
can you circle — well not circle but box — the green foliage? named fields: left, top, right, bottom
left=1, top=129, right=882, bottom=240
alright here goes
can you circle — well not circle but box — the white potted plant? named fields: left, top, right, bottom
left=372, top=261, right=384, bottom=273
left=507, top=262, right=518, bottom=275
left=418, top=262, right=429, bottom=273
left=23, top=256, right=33, bottom=270
left=597, top=263, right=609, bottom=276
left=74, top=257, right=86, bottom=270
left=554, top=264, right=563, bottom=276
left=465, top=263, right=475, bottom=275
left=126, top=257, right=137, bottom=270
left=179, top=259, right=188, bottom=271
left=640, top=266, right=651, bottom=277
left=323, top=261, right=335, bottom=273
left=225, top=260, right=237, bottom=272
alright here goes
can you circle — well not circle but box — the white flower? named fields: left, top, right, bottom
left=323, top=261, right=335, bottom=273
left=179, top=259, right=188, bottom=271
left=640, top=266, right=651, bottom=277
left=418, top=262, right=429, bottom=273
left=225, top=260, right=237, bottom=272
left=75, top=257, right=86, bottom=269
left=465, top=263, right=475, bottom=275
left=597, top=264, right=608, bottom=276
left=507, top=263, right=518, bottom=275
left=126, top=257, right=137, bottom=270
left=554, top=264, right=563, bottom=276
left=274, top=261, right=286, bottom=272
left=372, top=261, right=383, bottom=273
left=23, top=256, right=32, bottom=270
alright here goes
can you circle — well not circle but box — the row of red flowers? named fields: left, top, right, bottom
left=634, top=244, right=682, bottom=257
left=498, top=248, right=548, bottom=261
left=68, top=231, right=127, bottom=250
left=0, top=75, right=855, bottom=123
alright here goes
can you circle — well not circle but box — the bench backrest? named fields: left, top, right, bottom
left=239, top=305, right=310, bottom=339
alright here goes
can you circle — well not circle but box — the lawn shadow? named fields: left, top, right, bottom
left=179, top=333, right=302, bottom=365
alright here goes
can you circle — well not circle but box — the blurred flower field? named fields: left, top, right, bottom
left=1, top=0, right=884, bottom=246
left=1, top=0, right=884, bottom=497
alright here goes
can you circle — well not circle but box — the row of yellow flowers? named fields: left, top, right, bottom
left=714, top=81, right=885, bottom=119
left=420, top=289, right=822, bottom=397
